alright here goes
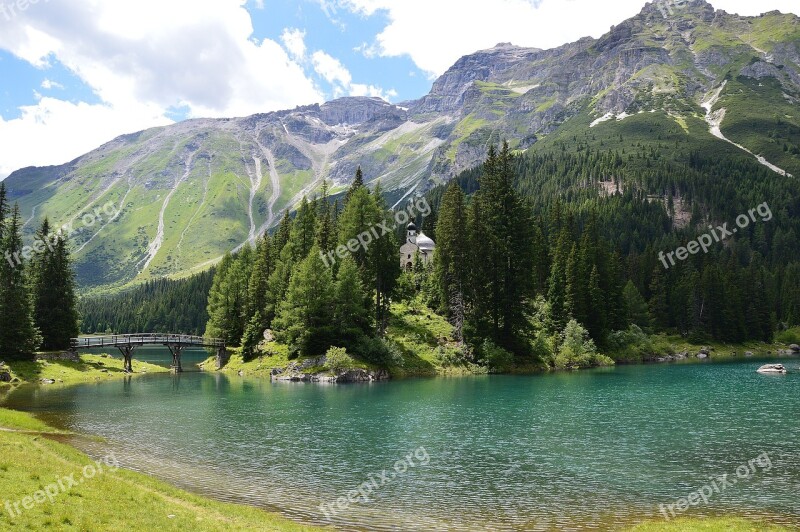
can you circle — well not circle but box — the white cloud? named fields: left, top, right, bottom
left=339, top=0, right=800, bottom=76
left=0, top=0, right=325, bottom=177
left=312, top=50, right=353, bottom=88
left=41, top=79, right=64, bottom=90
left=311, top=50, right=396, bottom=101
left=0, top=98, right=171, bottom=178
left=281, top=28, right=307, bottom=62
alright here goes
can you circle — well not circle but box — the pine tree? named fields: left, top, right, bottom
left=343, top=166, right=365, bottom=207
left=468, top=142, right=535, bottom=350
left=273, top=245, right=335, bottom=355
left=0, top=204, right=41, bottom=359
left=315, top=181, right=335, bottom=254
left=434, top=181, right=469, bottom=340
left=622, top=280, right=649, bottom=329
left=370, top=182, right=400, bottom=334
left=333, top=256, right=371, bottom=344
left=31, top=219, right=79, bottom=350
left=241, top=234, right=273, bottom=354
left=205, top=249, right=252, bottom=346
left=648, top=266, right=670, bottom=330
left=287, top=197, right=317, bottom=262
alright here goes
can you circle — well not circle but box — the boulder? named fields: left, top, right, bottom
left=40, top=378, right=56, bottom=384
left=745, top=351, right=754, bottom=357
left=0, top=371, right=11, bottom=382
left=756, top=364, right=787, bottom=374
left=789, top=344, right=800, bottom=353
left=699, top=347, right=710, bottom=355
left=696, top=353, right=708, bottom=359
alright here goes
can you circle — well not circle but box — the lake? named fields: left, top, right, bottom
left=4, top=354, right=800, bottom=530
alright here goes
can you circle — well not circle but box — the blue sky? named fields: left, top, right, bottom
left=0, top=0, right=797, bottom=178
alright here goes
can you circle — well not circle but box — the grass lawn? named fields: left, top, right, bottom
left=4, top=354, right=169, bottom=385
left=0, top=408, right=322, bottom=531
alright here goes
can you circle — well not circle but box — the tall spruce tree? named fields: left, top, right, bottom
left=468, top=142, right=535, bottom=351
left=435, top=181, right=469, bottom=340
left=0, top=204, right=41, bottom=359
left=273, top=245, right=335, bottom=355
left=30, top=218, right=79, bottom=350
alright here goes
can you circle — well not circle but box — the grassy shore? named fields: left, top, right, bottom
left=0, top=408, right=790, bottom=531
left=629, top=517, right=789, bottom=531
left=3, top=353, right=169, bottom=385
left=0, top=408, right=321, bottom=531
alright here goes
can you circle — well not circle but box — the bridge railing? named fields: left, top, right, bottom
left=70, top=334, right=226, bottom=349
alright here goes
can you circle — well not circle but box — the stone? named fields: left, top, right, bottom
left=745, top=351, right=754, bottom=357
left=789, top=344, right=800, bottom=352
left=756, top=364, right=787, bottom=374
left=0, top=371, right=11, bottom=382
left=699, top=347, right=710, bottom=355
left=40, top=378, right=56, bottom=384
left=696, top=353, right=708, bottom=359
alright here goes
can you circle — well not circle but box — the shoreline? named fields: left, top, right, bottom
left=0, top=407, right=791, bottom=532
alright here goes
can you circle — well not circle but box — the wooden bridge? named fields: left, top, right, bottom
left=70, top=334, right=227, bottom=373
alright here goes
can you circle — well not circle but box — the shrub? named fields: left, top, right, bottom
left=325, top=347, right=354, bottom=372
left=554, top=319, right=614, bottom=369
left=351, top=337, right=404, bottom=367
left=775, top=327, right=800, bottom=345
left=481, top=340, right=514, bottom=373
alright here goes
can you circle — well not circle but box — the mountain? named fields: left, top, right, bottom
left=4, top=0, right=799, bottom=291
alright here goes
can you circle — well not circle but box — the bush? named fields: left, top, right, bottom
left=554, top=320, right=614, bottom=369
left=394, top=272, right=417, bottom=302
left=325, top=347, right=354, bottom=372
left=481, top=340, right=514, bottom=373
left=775, top=327, right=800, bottom=345
left=352, top=337, right=404, bottom=367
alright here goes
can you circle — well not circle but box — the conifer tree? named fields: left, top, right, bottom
left=30, top=218, right=79, bottom=349
left=287, top=197, right=317, bottom=262
left=333, top=256, right=371, bottom=344
left=344, top=166, right=365, bottom=207
left=0, top=204, right=41, bottom=359
left=273, top=245, right=335, bottom=355
left=434, top=181, right=469, bottom=340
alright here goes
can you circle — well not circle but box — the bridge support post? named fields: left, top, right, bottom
left=117, top=346, right=134, bottom=373
left=167, top=344, right=183, bottom=373
left=216, top=347, right=228, bottom=370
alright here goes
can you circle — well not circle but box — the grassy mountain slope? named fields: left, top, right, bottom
left=3, top=0, right=798, bottom=291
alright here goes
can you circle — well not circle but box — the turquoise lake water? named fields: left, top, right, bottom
left=4, top=356, right=800, bottom=530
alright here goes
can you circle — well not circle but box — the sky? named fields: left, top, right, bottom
left=0, top=0, right=797, bottom=179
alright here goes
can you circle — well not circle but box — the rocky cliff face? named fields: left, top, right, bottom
left=4, top=0, right=799, bottom=290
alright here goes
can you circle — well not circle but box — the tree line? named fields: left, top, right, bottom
left=205, top=171, right=401, bottom=362
left=0, top=183, right=79, bottom=360
left=79, top=271, right=214, bottom=336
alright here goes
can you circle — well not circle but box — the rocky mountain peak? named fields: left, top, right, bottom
left=636, top=0, right=715, bottom=22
